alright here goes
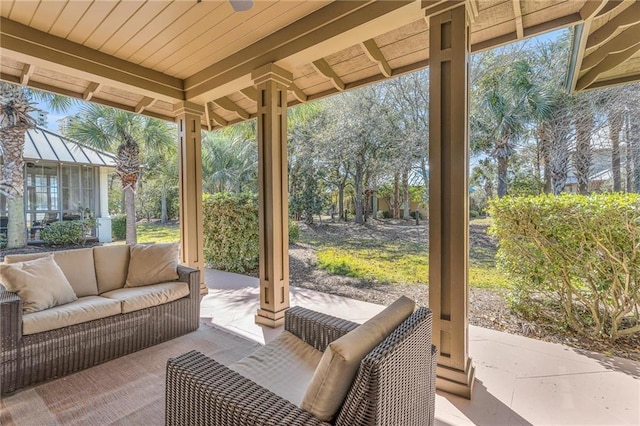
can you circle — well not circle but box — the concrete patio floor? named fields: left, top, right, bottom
left=203, top=269, right=640, bottom=426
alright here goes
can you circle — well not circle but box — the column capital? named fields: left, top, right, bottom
left=422, top=0, right=474, bottom=21
left=252, top=63, right=293, bottom=86
left=173, top=101, right=205, bottom=117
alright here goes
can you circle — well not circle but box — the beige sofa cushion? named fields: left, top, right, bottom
left=22, top=296, right=121, bottom=335
left=125, top=243, right=179, bottom=287
left=229, top=331, right=323, bottom=407
left=94, top=245, right=130, bottom=293
left=1, top=255, right=78, bottom=314
left=301, top=296, right=415, bottom=421
left=5, top=248, right=98, bottom=297
left=101, top=282, right=189, bottom=314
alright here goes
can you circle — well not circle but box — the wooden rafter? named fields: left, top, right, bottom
left=210, top=110, right=229, bottom=127
left=240, top=87, right=258, bottom=102
left=582, top=23, right=640, bottom=70
left=83, top=82, right=101, bottom=101
left=289, top=83, right=308, bottom=102
left=580, top=0, right=609, bottom=21
left=135, top=96, right=155, bottom=114
left=311, top=58, right=344, bottom=91
left=586, top=2, right=640, bottom=49
left=213, top=96, right=249, bottom=120
left=204, top=102, right=212, bottom=131
left=20, top=63, right=34, bottom=85
left=512, top=0, right=524, bottom=39
left=596, top=0, right=625, bottom=18
left=577, top=42, right=640, bottom=90
left=361, top=39, right=392, bottom=78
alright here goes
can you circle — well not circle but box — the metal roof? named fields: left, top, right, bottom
left=18, top=127, right=116, bottom=167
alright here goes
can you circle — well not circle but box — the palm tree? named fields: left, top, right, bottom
left=472, top=59, right=550, bottom=197
left=202, top=123, right=257, bottom=194
left=0, top=82, right=74, bottom=248
left=68, top=104, right=175, bottom=244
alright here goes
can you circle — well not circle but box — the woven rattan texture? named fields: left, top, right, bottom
left=166, top=306, right=436, bottom=425
left=0, top=265, right=200, bottom=395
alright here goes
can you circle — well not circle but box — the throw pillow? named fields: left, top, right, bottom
left=125, top=243, right=179, bottom=287
left=0, top=255, right=78, bottom=313
left=301, top=296, right=415, bottom=421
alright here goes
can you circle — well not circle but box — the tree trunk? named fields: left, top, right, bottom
left=402, top=169, right=410, bottom=219
left=574, top=111, right=593, bottom=194
left=497, top=155, right=508, bottom=198
left=626, top=113, right=633, bottom=192
left=538, top=126, right=552, bottom=193
left=160, top=187, right=168, bottom=224
left=124, top=187, right=137, bottom=244
left=1, top=127, right=27, bottom=248
left=338, top=183, right=345, bottom=221
left=609, top=110, right=623, bottom=191
left=354, top=169, right=364, bottom=224
left=393, top=172, right=400, bottom=219
left=632, top=117, right=640, bottom=192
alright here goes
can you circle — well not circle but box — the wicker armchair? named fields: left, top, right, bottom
left=165, top=305, right=437, bottom=426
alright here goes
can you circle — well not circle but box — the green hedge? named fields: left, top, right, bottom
left=489, top=193, right=640, bottom=340
left=202, top=192, right=300, bottom=273
left=40, top=221, right=85, bottom=246
left=111, top=214, right=126, bottom=240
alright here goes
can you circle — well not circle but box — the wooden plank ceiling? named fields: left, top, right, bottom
left=1, top=1, right=633, bottom=129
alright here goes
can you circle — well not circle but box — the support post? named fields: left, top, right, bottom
left=97, top=167, right=112, bottom=243
left=174, top=101, right=207, bottom=295
left=252, top=63, right=292, bottom=327
left=426, top=2, right=475, bottom=398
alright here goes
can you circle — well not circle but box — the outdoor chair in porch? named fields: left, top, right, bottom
left=166, top=297, right=437, bottom=425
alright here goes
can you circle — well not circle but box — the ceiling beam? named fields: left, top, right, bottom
left=361, top=39, right=392, bottom=77
left=312, top=58, right=345, bottom=91
left=582, top=23, right=640, bottom=70
left=0, top=72, right=173, bottom=122
left=586, top=2, right=640, bottom=50
left=580, top=0, right=609, bottom=20
left=184, top=0, right=420, bottom=102
left=209, top=105, right=228, bottom=127
left=240, top=87, right=258, bottom=102
left=576, top=41, right=640, bottom=90
left=20, top=63, right=34, bottom=86
left=289, top=83, right=308, bottom=102
left=596, top=0, right=626, bottom=18
left=0, top=17, right=184, bottom=102
left=135, top=96, right=156, bottom=114
left=83, top=82, right=102, bottom=101
left=512, top=0, right=524, bottom=39
left=213, top=96, right=250, bottom=120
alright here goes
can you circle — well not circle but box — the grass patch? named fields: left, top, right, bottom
left=316, top=244, right=509, bottom=290
left=136, top=223, right=180, bottom=243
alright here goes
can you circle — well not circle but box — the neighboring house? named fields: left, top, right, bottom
left=0, top=126, right=115, bottom=243
left=564, top=150, right=618, bottom=193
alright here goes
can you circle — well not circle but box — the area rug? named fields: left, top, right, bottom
left=0, top=321, right=261, bottom=425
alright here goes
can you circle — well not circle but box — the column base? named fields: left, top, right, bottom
left=436, top=357, right=476, bottom=399
left=199, top=282, right=208, bottom=295
left=255, top=308, right=286, bottom=328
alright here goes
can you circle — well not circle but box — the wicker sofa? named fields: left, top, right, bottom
left=166, top=297, right=437, bottom=426
left=0, top=244, right=200, bottom=395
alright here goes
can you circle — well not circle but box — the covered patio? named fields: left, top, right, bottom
left=1, top=270, right=638, bottom=425
left=2, top=0, right=640, bottom=414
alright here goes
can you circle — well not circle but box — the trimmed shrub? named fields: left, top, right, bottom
left=40, top=221, right=84, bottom=246
left=111, top=214, right=126, bottom=241
left=289, top=220, right=300, bottom=244
left=489, top=193, right=640, bottom=340
left=469, top=210, right=479, bottom=218
left=203, top=192, right=259, bottom=273
left=202, top=192, right=301, bottom=273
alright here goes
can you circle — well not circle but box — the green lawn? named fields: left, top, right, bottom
left=305, top=221, right=510, bottom=291
left=136, top=222, right=180, bottom=243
